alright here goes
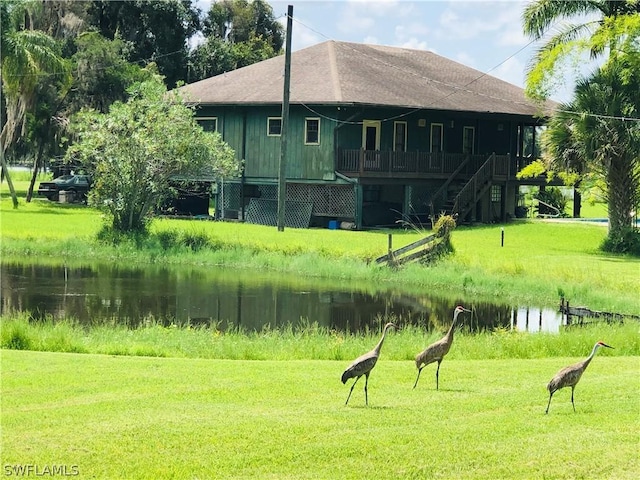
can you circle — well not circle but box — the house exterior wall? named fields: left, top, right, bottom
left=195, top=104, right=547, bottom=227
left=197, top=105, right=336, bottom=181
left=197, top=104, right=540, bottom=181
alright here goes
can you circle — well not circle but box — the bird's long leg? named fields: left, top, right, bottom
left=413, top=366, right=424, bottom=389
left=435, top=360, right=442, bottom=390
left=545, top=391, right=554, bottom=414
left=364, top=373, right=370, bottom=406
left=571, top=386, right=576, bottom=413
left=345, top=376, right=360, bottom=405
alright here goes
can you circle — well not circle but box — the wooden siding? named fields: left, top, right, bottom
left=197, top=105, right=336, bottom=181
left=195, top=104, right=541, bottom=182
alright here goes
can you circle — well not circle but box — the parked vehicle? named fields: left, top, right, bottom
left=37, top=175, right=92, bottom=202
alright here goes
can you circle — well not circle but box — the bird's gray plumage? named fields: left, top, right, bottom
left=413, top=305, right=470, bottom=390
left=545, top=341, right=613, bottom=414
left=341, top=322, right=395, bottom=405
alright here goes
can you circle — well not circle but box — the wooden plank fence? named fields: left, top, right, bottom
left=375, top=233, right=438, bottom=266
left=559, top=297, right=640, bottom=325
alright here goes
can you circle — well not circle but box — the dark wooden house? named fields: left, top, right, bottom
left=179, top=40, right=555, bottom=228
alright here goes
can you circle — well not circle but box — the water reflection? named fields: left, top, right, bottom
left=1, top=262, right=565, bottom=333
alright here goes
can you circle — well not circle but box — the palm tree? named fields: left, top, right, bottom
left=522, top=0, right=640, bottom=100
left=0, top=0, right=67, bottom=208
left=542, top=63, right=640, bottom=247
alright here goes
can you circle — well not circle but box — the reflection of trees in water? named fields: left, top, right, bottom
left=2, top=262, right=524, bottom=334
left=329, top=293, right=514, bottom=334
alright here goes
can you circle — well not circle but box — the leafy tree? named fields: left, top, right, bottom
left=522, top=0, right=640, bottom=100
left=190, top=0, right=283, bottom=81
left=0, top=0, right=69, bottom=208
left=87, top=0, right=200, bottom=88
left=67, top=32, right=152, bottom=113
left=541, top=63, right=640, bottom=253
left=65, top=76, right=241, bottom=233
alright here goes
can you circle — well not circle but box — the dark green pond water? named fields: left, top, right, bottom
left=1, top=262, right=565, bottom=333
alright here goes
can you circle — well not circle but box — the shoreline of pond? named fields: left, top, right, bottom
left=2, top=311, right=638, bottom=360
left=1, top=231, right=639, bottom=318
left=2, top=261, right=575, bottom=335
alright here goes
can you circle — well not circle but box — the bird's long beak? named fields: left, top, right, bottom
left=601, top=342, right=614, bottom=349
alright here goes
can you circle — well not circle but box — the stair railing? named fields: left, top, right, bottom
left=428, top=154, right=471, bottom=221
left=452, top=153, right=496, bottom=218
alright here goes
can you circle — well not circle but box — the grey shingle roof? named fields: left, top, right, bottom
left=179, top=40, right=554, bottom=116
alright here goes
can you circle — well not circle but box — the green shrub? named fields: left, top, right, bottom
left=156, top=229, right=181, bottom=251
left=181, top=229, right=210, bottom=251
left=534, top=187, right=569, bottom=217
left=601, top=228, right=640, bottom=256
left=2, top=320, right=32, bottom=350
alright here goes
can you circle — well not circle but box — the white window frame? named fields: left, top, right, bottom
left=394, top=121, right=407, bottom=152
left=305, top=117, right=320, bottom=145
left=430, top=123, right=443, bottom=153
left=197, top=116, right=218, bottom=132
left=267, top=117, right=282, bottom=137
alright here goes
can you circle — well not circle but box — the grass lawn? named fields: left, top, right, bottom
left=2, top=176, right=639, bottom=479
left=2, top=350, right=638, bottom=479
left=2, top=180, right=639, bottom=313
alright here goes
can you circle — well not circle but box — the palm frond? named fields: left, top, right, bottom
left=522, top=0, right=598, bottom=39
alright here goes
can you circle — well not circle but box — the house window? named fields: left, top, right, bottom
left=268, top=117, right=282, bottom=136
left=394, top=121, right=407, bottom=152
left=430, top=123, right=443, bottom=152
left=491, top=185, right=501, bottom=203
left=463, top=126, right=475, bottom=154
left=198, top=117, right=218, bottom=132
left=305, top=118, right=320, bottom=145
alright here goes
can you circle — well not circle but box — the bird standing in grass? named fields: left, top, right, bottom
left=413, top=305, right=470, bottom=390
left=545, top=341, right=614, bottom=414
left=341, top=322, right=396, bottom=406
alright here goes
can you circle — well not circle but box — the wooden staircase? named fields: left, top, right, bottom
left=430, top=153, right=497, bottom=222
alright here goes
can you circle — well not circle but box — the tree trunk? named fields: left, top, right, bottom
left=0, top=154, right=19, bottom=209
left=607, top=154, right=635, bottom=239
left=572, top=182, right=581, bottom=218
left=26, top=145, right=44, bottom=202
left=0, top=125, right=20, bottom=209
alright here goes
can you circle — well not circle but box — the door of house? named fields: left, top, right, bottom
left=463, top=126, right=475, bottom=154
left=362, top=120, right=381, bottom=170
left=362, top=120, right=380, bottom=150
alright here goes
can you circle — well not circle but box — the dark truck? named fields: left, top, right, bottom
left=37, top=174, right=92, bottom=202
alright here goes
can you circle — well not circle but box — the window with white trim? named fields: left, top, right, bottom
left=267, top=117, right=282, bottom=136
left=305, top=118, right=320, bottom=145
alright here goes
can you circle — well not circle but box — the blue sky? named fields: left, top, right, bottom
left=194, top=0, right=597, bottom=103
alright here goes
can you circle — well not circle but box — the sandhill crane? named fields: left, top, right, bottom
left=413, top=305, right=470, bottom=390
left=545, top=341, right=614, bottom=414
left=341, top=322, right=396, bottom=406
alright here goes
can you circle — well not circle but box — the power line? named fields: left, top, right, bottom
left=287, top=15, right=640, bottom=124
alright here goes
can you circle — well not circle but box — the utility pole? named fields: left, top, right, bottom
left=277, top=5, right=293, bottom=231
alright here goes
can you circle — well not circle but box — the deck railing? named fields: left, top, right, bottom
left=336, top=149, right=511, bottom=177
left=452, top=153, right=496, bottom=216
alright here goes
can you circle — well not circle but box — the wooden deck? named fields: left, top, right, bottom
left=336, top=149, right=513, bottom=179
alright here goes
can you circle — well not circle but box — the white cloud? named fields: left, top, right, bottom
left=336, top=7, right=376, bottom=34
left=454, top=51, right=478, bottom=69
left=345, top=0, right=401, bottom=17
left=489, top=56, right=526, bottom=87
left=363, top=35, right=381, bottom=45
left=395, top=21, right=430, bottom=41
left=398, top=38, right=431, bottom=51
